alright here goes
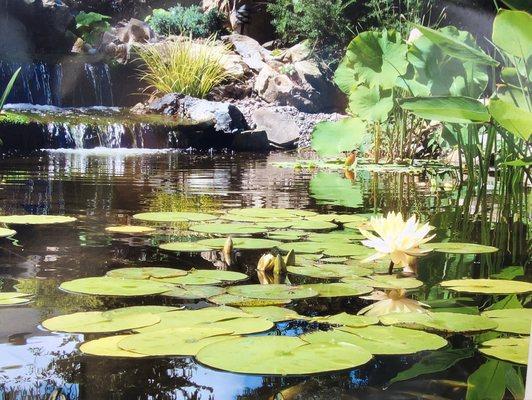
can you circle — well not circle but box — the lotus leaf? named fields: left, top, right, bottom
left=227, top=208, right=316, bottom=219
left=440, top=279, right=532, bottom=294
left=0, top=292, right=31, bottom=306
left=198, top=237, right=282, bottom=250
left=311, top=312, right=379, bottom=327
left=479, top=337, right=529, bottom=365
left=0, top=215, right=77, bottom=225
left=42, top=311, right=161, bottom=333
left=132, top=211, right=217, bottom=222
left=303, top=325, right=447, bottom=355
left=118, top=327, right=233, bottom=356
left=189, top=223, right=268, bottom=235
left=105, top=225, right=156, bottom=234
left=287, top=220, right=337, bottom=232
left=80, top=335, right=147, bottom=358
left=342, top=275, right=423, bottom=289
left=299, top=283, right=372, bottom=298
left=162, top=285, right=226, bottom=300
left=481, top=308, right=532, bottom=334
left=421, top=242, right=498, bottom=254
left=379, top=312, right=497, bottom=333
left=240, top=306, right=306, bottom=322
left=287, top=264, right=372, bottom=279
left=159, top=242, right=213, bottom=253
left=227, top=284, right=319, bottom=300
left=60, top=277, right=173, bottom=296
left=106, top=267, right=187, bottom=280
left=156, top=269, right=247, bottom=285
left=0, top=228, right=16, bottom=238
left=208, top=294, right=291, bottom=307
left=196, top=336, right=373, bottom=375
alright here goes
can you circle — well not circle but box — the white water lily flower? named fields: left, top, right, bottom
left=358, top=289, right=429, bottom=317
left=359, top=212, right=435, bottom=270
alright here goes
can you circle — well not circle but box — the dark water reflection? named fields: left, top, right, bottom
left=0, top=150, right=525, bottom=399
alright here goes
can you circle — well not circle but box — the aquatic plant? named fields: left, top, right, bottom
left=136, top=36, right=233, bottom=98
left=358, top=289, right=428, bottom=316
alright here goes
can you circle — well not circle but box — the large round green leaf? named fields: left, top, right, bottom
left=0, top=292, right=31, bottom=306
left=102, top=306, right=180, bottom=319
left=492, top=10, right=532, bottom=59
left=299, top=283, right=372, bottom=298
left=158, top=241, right=213, bottom=253
left=399, top=96, right=490, bottom=124
left=209, top=294, right=291, bottom=307
left=349, top=85, right=394, bottom=122
left=206, top=316, right=274, bottom=334
left=0, top=215, right=77, bottom=225
left=480, top=337, right=529, bottom=365
left=310, top=313, right=379, bottom=328
left=311, top=118, right=367, bottom=157
left=198, top=237, right=281, bottom=250
left=308, top=214, right=367, bottom=224
left=488, top=98, right=531, bottom=141
left=342, top=275, right=423, bottom=290
left=278, top=241, right=324, bottom=254
left=189, top=223, right=268, bottom=235
left=380, top=312, right=497, bottom=333
left=440, top=279, right=532, bottom=294
left=105, top=225, right=156, bottom=235
left=42, top=311, right=161, bottom=333
left=60, top=277, right=173, bottom=297
left=227, top=284, right=319, bottom=300
left=287, top=264, right=372, bottom=279
left=196, top=336, right=373, bottom=375
left=240, top=306, right=306, bottom=322
left=133, top=212, right=217, bottom=223
left=307, top=232, right=363, bottom=243
left=163, top=285, right=226, bottom=300
left=267, top=230, right=306, bottom=241
left=227, top=208, right=316, bottom=219
left=106, top=267, right=187, bottom=280
left=421, top=242, right=498, bottom=254
left=481, top=308, right=532, bottom=334
left=303, top=325, right=447, bottom=355
left=80, top=335, right=147, bottom=358
left=0, top=228, right=16, bottom=238
left=288, top=220, right=337, bottom=232
left=322, top=243, right=374, bottom=258
left=156, top=269, right=247, bottom=285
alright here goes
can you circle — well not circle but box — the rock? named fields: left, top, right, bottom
left=224, top=33, right=271, bottom=72
left=220, top=53, right=250, bottom=79
left=251, top=108, right=300, bottom=149
left=285, top=40, right=312, bottom=62
left=100, top=18, right=155, bottom=63
left=116, top=18, right=155, bottom=44
left=231, top=130, right=270, bottom=152
left=147, top=93, right=181, bottom=115
left=180, top=96, right=248, bottom=134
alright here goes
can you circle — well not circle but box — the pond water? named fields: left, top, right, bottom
left=0, top=150, right=526, bottom=400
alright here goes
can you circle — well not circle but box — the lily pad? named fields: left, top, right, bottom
left=80, top=335, right=147, bottom=358
left=308, top=214, right=368, bottom=224
left=323, top=243, right=375, bottom=258
left=287, top=264, right=372, bottom=279
left=42, top=311, right=161, bottom=333
left=198, top=237, right=281, bottom=250
left=254, top=221, right=295, bottom=229
left=479, top=337, right=529, bottom=365
left=105, top=225, right=156, bottom=234
left=0, top=228, right=16, bottom=238
left=320, top=257, right=350, bottom=263
left=288, top=220, right=337, bottom=232
left=307, top=232, right=363, bottom=243
left=159, top=241, right=214, bottom=253
left=189, top=223, right=268, bottom=235
left=106, top=267, right=187, bottom=280
left=102, top=306, right=180, bottom=318
left=303, top=325, right=447, bottom=355
left=156, top=269, right=248, bottom=285
left=342, top=275, right=424, bottom=290
left=240, top=306, right=307, bottom=322
left=206, top=316, right=274, bottom=334
left=278, top=241, right=324, bottom=254
left=481, top=308, right=532, bottom=334
left=311, top=312, right=379, bottom=327
left=380, top=312, right=498, bottom=333
left=196, top=336, right=373, bottom=375
left=132, top=212, right=217, bottom=223
left=227, top=284, right=319, bottom=300
left=299, top=283, right=372, bottom=298
left=421, top=242, right=498, bottom=254
left=0, top=215, right=77, bottom=225
left=60, top=277, right=173, bottom=297
left=162, top=285, right=226, bottom=300
left=267, top=231, right=307, bottom=241
left=440, top=279, right=532, bottom=294
left=208, top=294, right=291, bottom=307
left=0, top=292, right=31, bottom=306
left=227, top=208, right=316, bottom=219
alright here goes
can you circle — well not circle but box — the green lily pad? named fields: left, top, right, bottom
left=481, top=308, right=532, bottom=334
left=227, top=208, right=316, bottom=219
left=42, top=311, right=161, bottom=333
left=220, top=214, right=289, bottom=224
left=278, top=241, right=324, bottom=254
left=198, top=237, right=281, bottom=250
left=267, top=231, right=307, bottom=241
left=323, top=243, right=375, bottom=258
left=307, top=232, right=363, bottom=243
left=208, top=294, right=291, bottom=307
left=299, top=283, right=372, bottom=298
left=60, top=277, right=173, bottom=297
left=156, top=269, right=248, bottom=285
left=80, top=335, right=147, bottom=358
left=342, top=275, right=424, bottom=290
left=311, top=312, right=379, bottom=327
left=196, top=336, right=373, bottom=375
left=479, top=337, right=529, bottom=365
left=303, top=325, right=447, bottom=355
left=118, top=327, right=233, bottom=356
left=105, top=225, right=156, bottom=234
left=0, top=228, right=16, bottom=238
left=189, top=223, right=268, bottom=235
left=102, top=306, right=180, bottom=319
left=308, top=214, right=368, bottom=224
left=380, top=312, right=498, bottom=333
left=132, top=212, right=217, bottom=223
left=254, top=221, right=295, bottom=229
left=240, top=306, right=306, bottom=322
left=343, top=221, right=371, bottom=230
left=159, top=241, right=214, bottom=253
left=106, top=267, right=187, bottom=280
left=421, top=242, right=498, bottom=254
left=0, top=215, right=76, bottom=225
left=162, top=285, right=226, bottom=300
left=288, top=220, right=337, bottom=232
left=320, top=257, right=350, bottom=263
left=227, top=284, right=319, bottom=300
left=0, top=292, right=31, bottom=306
left=440, top=279, right=532, bottom=294
left=287, top=264, right=372, bottom=279
left=207, top=316, right=274, bottom=334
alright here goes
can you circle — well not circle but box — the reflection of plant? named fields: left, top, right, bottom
left=75, top=12, right=111, bottom=45
left=148, top=5, right=226, bottom=38
left=147, top=191, right=219, bottom=213
left=358, top=289, right=429, bottom=316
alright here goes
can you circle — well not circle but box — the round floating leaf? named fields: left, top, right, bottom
left=380, top=312, right=497, bottom=333
left=159, top=241, right=213, bottom=253
left=440, top=279, right=532, bottom=294
left=482, top=308, right=532, bottom=334
left=278, top=241, right=324, bottom=254
left=207, top=316, right=274, bottom=334
left=105, top=225, right=156, bottom=235
left=208, top=294, right=291, bottom=307
left=342, top=275, right=423, bottom=290
left=320, top=257, right=350, bottom=263
left=163, top=285, right=226, bottom=300
left=196, top=336, right=373, bottom=375
left=0, top=228, right=16, bottom=238
left=189, top=223, right=268, bottom=235
left=267, top=231, right=306, bottom=241
left=106, top=267, right=187, bottom=280
left=240, top=306, right=306, bottom=322
left=156, top=269, right=248, bottom=286
left=227, top=284, right=319, bottom=300
left=303, top=325, right=447, bottom=355
left=480, top=337, right=529, bottom=365
left=42, top=311, right=160, bottom=333
left=288, top=220, right=337, bottom=232
left=300, top=283, right=372, bottom=298
left=0, top=292, right=31, bottom=306
left=80, top=335, right=147, bottom=358
left=323, top=243, right=374, bottom=258
left=133, top=212, right=217, bottom=223
left=227, top=208, right=316, bottom=219
left=288, top=264, right=372, bottom=279
left=308, top=214, right=368, bottom=224
left=102, top=306, right=180, bottom=319
left=60, top=277, right=173, bottom=297
left=254, top=221, right=295, bottom=229
left=118, top=327, right=233, bottom=356
left=0, top=215, right=76, bottom=225
left=311, top=312, right=379, bottom=327
left=198, top=237, right=281, bottom=250
left=421, top=242, right=498, bottom=254
left=307, top=232, right=363, bottom=243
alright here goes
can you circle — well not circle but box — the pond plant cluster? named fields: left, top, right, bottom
left=0, top=208, right=529, bottom=396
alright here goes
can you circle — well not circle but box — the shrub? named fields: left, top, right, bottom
left=136, top=36, right=232, bottom=98
left=75, top=11, right=111, bottom=45
left=147, top=5, right=226, bottom=38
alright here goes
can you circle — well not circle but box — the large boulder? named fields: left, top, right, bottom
left=224, top=33, right=271, bottom=72
left=251, top=108, right=300, bottom=149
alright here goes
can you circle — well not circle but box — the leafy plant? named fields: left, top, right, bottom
left=0, top=68, right=20, bottom=114
left=147, top=5, right=226, bottom=38
left=75, top=11, right=111, bottom=45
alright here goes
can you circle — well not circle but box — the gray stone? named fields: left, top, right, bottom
left=180, top=96, right=248, bottom=134
left=286, top=40, right=312, bottom=62
left=224, top=33, right=271, bottom=72
left=252, top=108, right=300, bottom=148
left=232, top=130, right=270, bottom=151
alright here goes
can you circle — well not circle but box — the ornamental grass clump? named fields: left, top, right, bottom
left=136, top=36, right=232, bottom=98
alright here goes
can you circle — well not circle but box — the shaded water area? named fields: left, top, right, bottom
left=0, top=151, right=527, bottom=399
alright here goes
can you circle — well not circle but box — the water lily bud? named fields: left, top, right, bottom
left=273, top=254, right=286, bottom=275
left=257, top=253, right=275, bottom=271
left=284, top=249, right=295, bottom=266
left=222, top=236, right=233, bottom=266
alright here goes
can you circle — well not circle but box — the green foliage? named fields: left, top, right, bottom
left=0, top=68, right=20, bottom=113
left=136, top=36, right=232, bottom=98
left=148, top=5, right=226, bottom=38
left=75, top=11, right=111, bottom=45
left=311, top=118, right=367, bottom=156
